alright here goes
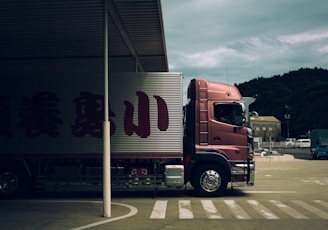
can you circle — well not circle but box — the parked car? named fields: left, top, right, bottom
left=285, top=138, right=297, bottom=148
left=295, top=139, right=311, bottom=148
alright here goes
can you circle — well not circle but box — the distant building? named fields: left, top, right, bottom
left=250, top=116, right=281, bottom=142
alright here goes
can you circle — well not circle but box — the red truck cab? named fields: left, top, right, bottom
left=183, top=78, right=255, bottom=196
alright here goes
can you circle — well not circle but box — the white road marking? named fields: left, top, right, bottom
left=147, top=199, right=328, bottom=220
left=69, top=202, right=138, bottom=230
left=247, top=200, right=279, bottom=219
left=269, top=200, right=308, bottom=219
left=201, top=200, right=222, bottom=219
left=292, top=200, right=328, bottom=219
left=224, top=200, right=251, bottom=219
left=150, top=200, right=168, bottom=219
left=302, top=178, right=326, bottom=185
left=2, top=199, right=139, bottom=228
left=244, top=191, right=296, bottom=194
left=179, top=200, right=194, bottom=219
left=313, top=200, right=328, bottom=209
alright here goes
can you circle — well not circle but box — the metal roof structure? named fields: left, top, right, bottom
left=0, top=0, right=168, bottom=72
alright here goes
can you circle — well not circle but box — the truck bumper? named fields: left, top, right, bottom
left=231, top=159, right=255, bottom=187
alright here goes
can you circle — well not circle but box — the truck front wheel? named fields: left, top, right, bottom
left=0, top=166, right=30, bottom=199
left=192, top=164, right=228, bottom=197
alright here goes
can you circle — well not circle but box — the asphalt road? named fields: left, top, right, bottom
left=1, top=156, right=327, bottom=230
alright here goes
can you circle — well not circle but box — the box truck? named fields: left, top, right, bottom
left=0, top=72, right=255, bottom=198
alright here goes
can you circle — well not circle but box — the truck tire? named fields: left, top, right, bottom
left=192, top=164, right=228, bottom=197
left=0, top=166, right=30, bottom=199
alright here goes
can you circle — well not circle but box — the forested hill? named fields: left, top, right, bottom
left=236, top=67, right=328, bottom=139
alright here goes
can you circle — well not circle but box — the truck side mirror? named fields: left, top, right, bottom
left=235, top=117, right=246, bottom=127
left=233, top=118, right=246, bottom=133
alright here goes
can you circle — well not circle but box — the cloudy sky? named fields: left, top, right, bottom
left=161, top=0, right=328, bottom=101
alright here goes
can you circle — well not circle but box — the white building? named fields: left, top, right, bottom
left=250, top=116, right=281, bottom=142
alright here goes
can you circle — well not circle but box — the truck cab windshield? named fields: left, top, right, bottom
left=214, top=103, right=245, bottom=126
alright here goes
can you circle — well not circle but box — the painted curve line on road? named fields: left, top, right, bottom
left=70, top=202, right=138, bottom=230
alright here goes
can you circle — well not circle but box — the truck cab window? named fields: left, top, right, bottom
left=214, top=103, right=245, bottom=126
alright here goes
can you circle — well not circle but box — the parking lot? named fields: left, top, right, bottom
left=1, top=152, right=327, bottom=230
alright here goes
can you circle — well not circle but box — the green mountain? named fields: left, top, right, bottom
left=236, top=67, right=328, bottom=139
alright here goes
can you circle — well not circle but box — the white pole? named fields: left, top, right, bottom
left=103, top=0, right=111, bottom=218
left=103, top=122, right=111, bottom=217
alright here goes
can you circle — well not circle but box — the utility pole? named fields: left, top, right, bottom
left=284, top=105, right=290, bottom=138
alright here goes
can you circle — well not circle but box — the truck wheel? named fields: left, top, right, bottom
left=0, top=166, right=30, bottom=199
left=192, top=164, right=228, bottom=197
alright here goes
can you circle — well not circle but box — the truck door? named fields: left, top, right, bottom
left=210, top=103, right=248, bottom=158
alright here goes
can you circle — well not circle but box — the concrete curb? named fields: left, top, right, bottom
left=254, top=154, right=294, bottom=162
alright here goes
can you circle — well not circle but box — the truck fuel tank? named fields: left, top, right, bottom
left=164, top=165, right=184, bottom=188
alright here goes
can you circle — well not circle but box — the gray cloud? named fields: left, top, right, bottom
left=162, top=0, right=328, bottom=103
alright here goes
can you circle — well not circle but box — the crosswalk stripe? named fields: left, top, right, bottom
left=150, top=200, right=168, bottom=219
left=247, top=200, right=279, bottom=219
left=179, top=200, right=194, bottom=219
left=224, top=200, right=251, bottom=219
left=292, top=200, right=328, bottom=219
left=269, top=200, right=308, bottom=219
left=201, top=200, right=222, bottom=219
left=313, top=200, right=328, bottom=209
left=149, top=199, right=328, bottom=220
